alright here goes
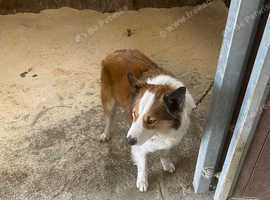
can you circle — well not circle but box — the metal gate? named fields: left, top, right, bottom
left=193, top=0, right=270, bottom=199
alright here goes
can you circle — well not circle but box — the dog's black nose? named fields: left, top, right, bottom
left=127, top=136, right=137, bottom=145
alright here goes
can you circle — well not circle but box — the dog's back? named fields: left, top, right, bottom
left=101, top=49, right=167, bottom=114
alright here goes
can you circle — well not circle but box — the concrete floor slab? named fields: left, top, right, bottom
left=0, top=1, right=227, bottom=199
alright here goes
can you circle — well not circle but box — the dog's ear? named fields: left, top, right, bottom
left=127, top=72, right=143, bottom=94
left=164, top=87, right=186, bottom=115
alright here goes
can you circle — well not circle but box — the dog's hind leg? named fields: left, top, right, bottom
left=160, top=149, right=175, bottom=173
left=100, top=101, right=116, bottom=142
left=100, top=66, right=116, bottom=142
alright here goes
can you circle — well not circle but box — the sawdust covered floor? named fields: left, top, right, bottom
left=0, top=0, right=227, bottom=199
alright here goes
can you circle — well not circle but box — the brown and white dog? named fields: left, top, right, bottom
left=100, top=49, right=195, bottom=192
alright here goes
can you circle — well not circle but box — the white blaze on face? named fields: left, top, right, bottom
left=127, top=90, right=156, bottom=145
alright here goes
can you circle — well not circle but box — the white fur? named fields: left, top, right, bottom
left=127, top=91, right=156, bottom=145
left=147, top=74, right=184, bottom=88
left=131, top=74, right=195, bottom=192
left=147, top=74, right=195, bottom=112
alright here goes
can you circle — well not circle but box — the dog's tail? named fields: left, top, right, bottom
left=100, top=61, right=115, bottom=115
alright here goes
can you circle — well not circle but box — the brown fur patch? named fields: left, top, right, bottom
left=131, top=84, right=184, bottom=131
left=100, top=49, right=183, bottom=129
left=101, top=49, right=161, bottom=115
left=144, top=86, right=183, bottom=131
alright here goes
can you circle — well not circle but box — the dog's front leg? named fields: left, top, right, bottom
left=131, top=146, right=148, bottom=192
left=160, top=149, right=175, bottom=173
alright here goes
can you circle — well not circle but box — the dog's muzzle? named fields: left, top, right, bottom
left=126, top=136, right=137, bottom=145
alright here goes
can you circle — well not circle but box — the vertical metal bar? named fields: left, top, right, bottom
left=193, top=0, right=263, bottom=193
left=214, top=15, right=270, bottom=200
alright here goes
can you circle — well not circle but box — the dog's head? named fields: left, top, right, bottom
left=126, top=72, right=186, bottom=146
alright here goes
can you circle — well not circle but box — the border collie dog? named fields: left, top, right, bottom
left=100, top=49, right=195, bottom=192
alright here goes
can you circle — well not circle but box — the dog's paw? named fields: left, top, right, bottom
left=136, top=178, right=148, bottom=192
left=161, top=160, right=175, bottom=173
left=99, top=133, right=110, bottom=142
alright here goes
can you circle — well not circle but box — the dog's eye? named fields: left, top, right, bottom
left=146, top=117, right=157, bottom=125
left=132, top=111, right=137, bottom=119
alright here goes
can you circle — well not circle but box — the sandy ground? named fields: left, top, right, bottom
left=0, top=0, right=227, bottom=199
